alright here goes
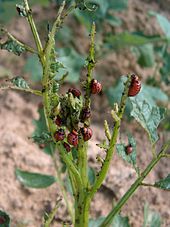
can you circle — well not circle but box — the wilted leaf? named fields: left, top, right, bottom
left=16, top=169, right=56, bottom=188
left=154, top=174, right=170, bottom=190
left=0, top=210, right=10, bottom=227
left=130, top=96, right=166, bottom=144
left=11, top=76, right=29, bottom=89
left=0, top=39, right=26, bottom=56
left=143, top=203, right=161, bottom=227
left=24, top=55, right=43, bottom=82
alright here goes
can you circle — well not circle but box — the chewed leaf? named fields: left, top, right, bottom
left=32, top=131, right=52, bottom=144
left=16, top=169, right=56, bottom=188
left=154, top=174, right=170, bottom=190
left=11, top=76, right=29, bottom=89
left=0, top=39, right=26, bottom=56
left=130, top=98, right=166, bottom=144
left=0, top=210, right=10, bottom=227
left=116, top=141, right=136, bottom=166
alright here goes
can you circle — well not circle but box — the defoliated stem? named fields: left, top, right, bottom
left=23, top=0, right=44, bottom=59
left=44, top=198, right=62, bottom=227
left=100, top=143, right=170, bottom=227
left=51, top=151, right=74, bottom=222
left=0, top=85, right=42, bottom=96
left=88, top=75, right=132, bottom=200
left=85, top=22, right=96, bottom=108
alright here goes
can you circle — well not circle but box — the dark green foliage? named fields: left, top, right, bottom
left=16, top=169, right=56, bottom=188
left=11, top=76, right=30, bottom=89
left=33, top=107, right=55, bottom=155
left=0, top=39, right=26, bottom=56
left=0, top=210, right=10, bottom=227
left=154, top=174, right=170, bottom=190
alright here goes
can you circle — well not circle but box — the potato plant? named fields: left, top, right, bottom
left=0, top=1, right=170, bottom=227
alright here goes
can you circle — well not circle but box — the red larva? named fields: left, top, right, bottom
left=128, top=74, right=141, bottom=97
left=63, top=142, right=71, bottom=152
left=81, top=127, right=93, bottom=141
left=91, top=79, right=102, bottom=94
left=125, top=144, right=133, bottom=155
left=81, top=107, right=91, bottom=121
left=54, top=129, right=65, bottom=142
left=68, top=88, right=81, bottom=98
left=55, top=115, right=62, bottom=127
left=67, top=130, right=79, bottom=146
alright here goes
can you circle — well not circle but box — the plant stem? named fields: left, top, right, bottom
left=23, top=0, right=44, bottom=60
left=84, top=22, right=96, bottom=108
left=1, top=28, right=37, bottom=54
left=100, top=144, right=170, bottom=227
left=88, top=75, right=132, bottom=201
left=44, top=198, right=62, bottom=227
left=0, top=85, right=42, bottom=96
left=51, top=151, right=74, bottom=222
left=78, top=139, right=88, bottom=188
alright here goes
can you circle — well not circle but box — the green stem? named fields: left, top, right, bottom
left=78, top=139, right=88, bottom=188
left=51, top=151, right=74, bottom=222
left=100, top=146, right=170, bottom=227
left=44, top=198, right=62, bottom=227
left=1, top=28, right=37, bottom=54
left=23, top=0, right=44, bottom=59
left=85, top=22, right=96, bottom=108
left=87, top=75, right=132, bottom=201
left=0, top=85, right=42, bottom=96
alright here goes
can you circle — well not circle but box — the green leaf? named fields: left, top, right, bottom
left=96, top=140, right=109, bottom=150
left=154, top=174, right=170, bottom=190
left=105, top=33, right=165, bottom=49
left=143, top=203, right=161, bottom=227
left=0, top=210, right=10, bottom=227
left=150, top=11, right=170, bottom=39
left=11, top=76, right=30, bottom=89
left=130, top=96, right=166, bottom=144
left=111, top=214, right=130, bottom=227
left=89, top=217, right=105, bottom=227
left=0, top=0, right=18, bottom=23
left=116, top=135, right=136, bottom=166
left=32, top=132, right=52, bottom=144
left=160, top=49, right=170, bottom=84
left=24, top=55, right=43, bottom=82
left=105, top=14, right=122, bottom=27
left=137, top=44, right=155, bottom=67
left=57, top=48, right=84, bottom=82
left=32, top=107, right=55, bottom=155
left=88, top=167, right=96, bottom=186
left=0, top=39, right=26, bottom=56
left=89, top=214, right=130, bottom=227
left=16, top=169, right=56, bottom=188
left=109, top=0, right=128, bottom=11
